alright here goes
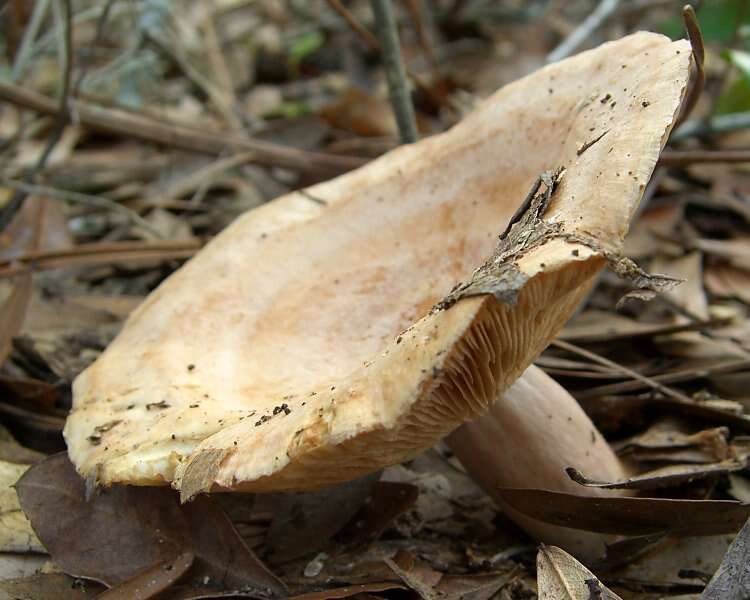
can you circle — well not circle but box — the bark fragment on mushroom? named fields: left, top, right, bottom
left=64, top=33, right=691, bottom=503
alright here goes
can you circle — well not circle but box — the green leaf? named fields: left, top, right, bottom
left=716, top=50, right=750, bottom=114
left=288, top=31, right=325, bottom=67
left=715, top=78, right=750, bottom=115
left=726, top=49, right=750, bottom=83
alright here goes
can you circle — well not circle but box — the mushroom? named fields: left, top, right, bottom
left=447, top=364, right=631, bottom=560
left=64, top=33, right=690, bottom=549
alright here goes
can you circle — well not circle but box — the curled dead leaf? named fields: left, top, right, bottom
left=497, top=488, right=750, bottom=536
left=537, top=545, right=622, bottom=600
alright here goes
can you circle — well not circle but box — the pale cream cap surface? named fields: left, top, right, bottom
left=64, top=33, right=690, bottom=497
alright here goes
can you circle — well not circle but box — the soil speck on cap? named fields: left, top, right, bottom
left=146, top=400, right=170, bottom=410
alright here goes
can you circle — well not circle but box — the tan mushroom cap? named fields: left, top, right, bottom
left=64, top=33, right=690, bottom=497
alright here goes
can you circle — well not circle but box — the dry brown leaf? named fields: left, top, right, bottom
left=0, top=272, right=32, bottom=364
left=97, top=552, right=195, bottom=600
left=496, top=488, right=750, bottom=536
left=612, top=534, right=732, bottom=589
left=15, top=454, right=286, bottom=596
left=0, top=196, right=72, bottom=263
left=623, top=202, right=684, bottom=259
left=697, top=238, right=750, bottom=271
left=651, top=251, right=708, bottom=320
left=0, top=553, right=50, bottom=582
left=384, top=550, right=443, bottom=600
left=337, top=481, right=419, bottom=545
left=537, top=545, right=622, bottom=599
left=265, top=472, right=380, bottom=563
left=286, top=582, right=407, bottom=600
left=705, top=263, right=750, bottom=305
left=559, top=309, right=724, bottom=344
left=0, top=424, right=45, bottom=464
left=319, top=88, right=399, bottom=138
left=614, top=418, right=729, bottom=460
left=0, top=460, right=43, bottom=553
left=0, top=573, right=102, bottom=599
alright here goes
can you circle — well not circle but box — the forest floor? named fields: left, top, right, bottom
left=2, top=1, right=750, bottom=599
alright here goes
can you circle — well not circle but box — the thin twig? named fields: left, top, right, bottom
left=660, top=149, right=750, bottom=166
left=405, top=0, right=441, bottom=81
left=33, top=0, right=74, bottom=172
left=674, top=4, right=705, bottom=129
left=1, top=179, right=163, bottom=238
left=327, top=0, right=379, bottom=49
left=370, top=0, right=419, bottom=144
left=545, top=0, right=620, bottom=63
left=0, top=81, right=367, bottom=175
left=0, top=0, right=74, bottom=233
left=551, top=339, right=697, bottom=404
left=11, top=0, right=52, bottom=81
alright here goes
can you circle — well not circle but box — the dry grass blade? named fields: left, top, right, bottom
left=552, top=339, right=695, bottom=404
left=0, top=240, right=202, bottom=278
left=574, top=359, right=750, bottom=400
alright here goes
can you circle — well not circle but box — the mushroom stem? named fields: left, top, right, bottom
left=446, top=364, right=630, bottom=562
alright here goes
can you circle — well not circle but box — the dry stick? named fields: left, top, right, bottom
left=674, top=4, right=705, bottom=129
left=0, top=0, right=74, bottom=233
left=660, top=149, right=750, bottom=166
left=0, top=81, right=367, bottom=175
left=551, top=339, right=697, bottom=405
left=545, top=0, right=620, bottom=63
left=370, top=0, right=419, bottom=144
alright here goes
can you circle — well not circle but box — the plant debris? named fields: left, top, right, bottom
left=3, top=1, right=750, bottom=598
